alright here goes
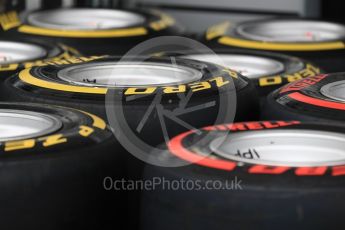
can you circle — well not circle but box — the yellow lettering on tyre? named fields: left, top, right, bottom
left=163, top=85, right=186, bottom=94
left=0, top=64, right=19, bottom=72
left=209, top=76, right=230, bottom=87
left=206, top=21, right=231, bottom=40
left=287, top=74, right=302, bottom=83
left=5, top=139, right=35, bottom=151
left=189, top=82, right=211, bottom=92
left=125, top=87, right=157, bottom=95
left=79, top=126, right=95, bottom=137
left=300, top=68, right=318, bottom=78
left=40, top=134, right=67, bottom=147
left=0, top=11, right=21, bottom=30
left=222, top=69, right=238, bottom=79
left=259, top=76, right=282, bottom=86
left=150, top=14, right=175, bottom=31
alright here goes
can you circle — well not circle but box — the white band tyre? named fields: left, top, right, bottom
left=0, top=38, right=79, bottom=83
left=164, top=49, right=322, bottom=97
left=262, top=73, right=345, bottom=122
left=140, top=121, right=345, bottom=230
left=0, top=102, right=126, bottom=229
left=203, top=19, right=345, bottom=72
left=3, top=56, right=259, bottom=146
left=0, top=9, right=183, bottom=55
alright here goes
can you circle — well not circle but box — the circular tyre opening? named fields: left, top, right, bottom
left=0, top=41, right=47, bottom=64
left=320, top=80, right=345, bottom=102
left=210, top=130, right=345, bottom=167
left=57, top=62, right=203, bottom=87
left=0, top=109, right=62, bottom=142
left=181, top=54, right=285, bottom=79
left=236, top=20, right=345, bottom=42
left=27, top=8, right=146, bottom=30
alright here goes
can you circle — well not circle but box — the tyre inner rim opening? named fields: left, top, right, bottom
left=27, top=8, right=146, bottom=30
left=0, top=109, right=62, bottom=142
left=320, top=80, right=345, bottom=102
left=57, top=62, right=203, bottom=87
left=209, top=130, right=345, bottom=167
left=0, top=41, right=47, bottom=64
left=236, top=20, right=345, bottom=42
left=182, top=54, right=284, bottom=79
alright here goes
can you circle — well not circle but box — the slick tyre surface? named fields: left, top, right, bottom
left=0, top=38, right=79, bottom=83
left=0, top=9, right=183, bottom=55
left=203, top=19, right=345, bottom=72
left=0, top=103, right=125, bottom=229
left=262, top=73, right=345, bottom=122
left=162, top=49, right=323, bottom=97
left=140, top=121, right=345, bottom=230
left=3, top=56, right=259, bottom=146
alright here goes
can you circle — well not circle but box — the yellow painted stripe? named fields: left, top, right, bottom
left=18, top=25, right=148, bottom=38
left=19, top=68, right=107, bottom=94
left=78, top=110, right=106, bottom=130
left=218, top=36, right=345, bottom=51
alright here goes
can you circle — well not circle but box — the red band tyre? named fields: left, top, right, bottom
left=262, top=73, right=345, bottom=122
left=0, top=9, right=183, bottom=55
left=203, top=19, right=345, bottom=73
left=140, top=121, right=345, bottom=230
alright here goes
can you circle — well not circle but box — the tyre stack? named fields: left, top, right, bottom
left=138, top=18, right=345, bottom=230
left=0, top=4, right=191, bottom=230
left=1, top=3, right=345, bottom=230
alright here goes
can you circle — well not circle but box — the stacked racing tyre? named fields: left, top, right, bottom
left=0, top=102, right=125, bottom=229
left=2, top=56, right=259, bottom=146
left=168, top=49, right=322, bottom=97
left=140, top=121, right=345, bottom=230
left=203, top=19, right=345, bottom=72
left=262, top=73, right=345, bottom=122
left=0, top=9, right=183, bottom=55
left=0, top=38, right=79, bottom=83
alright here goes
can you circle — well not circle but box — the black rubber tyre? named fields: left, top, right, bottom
left=0, top=38, right=79, bottom=83
left=202, top=20, right=345, bottom=73
left=160, top=48, right=323, bottom=97
left=0, top=9, right=184, bottom=55
left=0, top=102, right=126, bottom=229
left=262, top=73, right=345, bottom=122
left=140, top=121, right=345, bottom=230
left=2, top=56, right=259, bottom=146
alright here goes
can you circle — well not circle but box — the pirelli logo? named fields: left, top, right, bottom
left=0, top=11, right=21, bottom=31
left=0, top=55, right=106, bottom=72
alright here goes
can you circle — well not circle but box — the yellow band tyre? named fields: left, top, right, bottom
left=0, top=102, right=125, bottom=229
left=0, top=38, right=79, bottom=83
left=0, top=9, right=183, bottom=55
left=203, top=19, right=345, bottom=73
left=161, top=48, right=323, bottom=97
left=2, top=56, right=259, bottom=146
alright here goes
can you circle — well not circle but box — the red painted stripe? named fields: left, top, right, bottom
left=289, top=92, right=345, bottom=111
left=168, top=131, right=237, bottom=171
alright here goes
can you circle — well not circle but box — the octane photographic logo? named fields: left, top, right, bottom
left=105, top=36, right=237, bottom=167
